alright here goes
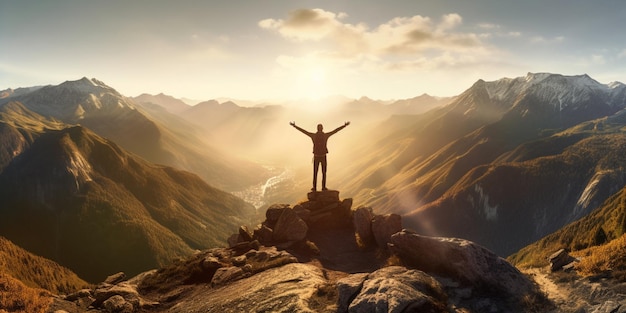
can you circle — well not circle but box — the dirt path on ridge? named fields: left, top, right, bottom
left=524, top=267, right=626, bottom=312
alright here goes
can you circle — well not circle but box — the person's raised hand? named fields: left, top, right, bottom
left=290, top=121, right=295, bottom=126
left=344, top=121, right=350, bottom=126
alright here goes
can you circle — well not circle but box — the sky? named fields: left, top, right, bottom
left=1, top=0, right=626, bottom=102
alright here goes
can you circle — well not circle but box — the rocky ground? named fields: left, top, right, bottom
left=47, top=190, right=558, bottom=313
left=524, top=267, right=626, bottom=313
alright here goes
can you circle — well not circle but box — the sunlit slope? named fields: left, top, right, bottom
left=0, top=103, right=256, bottom=282
left=0, top=78, right=268, bottom=191
left=405, top=131, right=626, bottom=256
left=0, top=236, right=87, bottom=294
left=176, top=100, right=290, bottom=162
left=509, top=181, right=626, bottom=269
left=132, top=98, right=269, bottom=189
left=336, top=78, right=517, bottom=205
left=337, top=73, right=626, bottom=256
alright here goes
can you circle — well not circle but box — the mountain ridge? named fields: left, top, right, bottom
left=0, top=106, right=257, bottom=282
left=2, top=72, right=626, bottom=311
left=336, top=72, right=626, bottom=258
left=0, top=78, right=269, bottom=191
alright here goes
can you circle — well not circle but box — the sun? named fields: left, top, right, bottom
left=308, top=68, right=326, bottom=83
left=295, top=67, right=330, bottom=100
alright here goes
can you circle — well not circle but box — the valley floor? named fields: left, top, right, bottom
left=523, top=267, right=626, bottom=312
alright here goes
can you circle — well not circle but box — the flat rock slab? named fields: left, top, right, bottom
left=169, top=263, right=329, bottom=313
left=308, top=190, right=340, bottom=202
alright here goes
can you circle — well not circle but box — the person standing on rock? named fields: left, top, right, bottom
left=290, top=121, right=350, bottom=191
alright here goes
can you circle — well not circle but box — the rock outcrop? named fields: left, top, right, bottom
left=52, top=244, right=298, bottom=312
left=338, top=266, right=448, bottom=313
left=548, top=248, right=577, bottom=272
left=168, top=263, right=329, bottom=313
left=229, top=190, right=353, bottom=250
left=50, top=192, right=549, bottom=313
left=389, top=229, right=537, bottom=303
left=352, top=206, right=374, bottom=246
left=371, top=213, right=402, bottom=248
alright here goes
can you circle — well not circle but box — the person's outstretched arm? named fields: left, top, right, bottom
left=290, top=121, right=313, bottom=136
left=327, top=121, right=350, bottom=136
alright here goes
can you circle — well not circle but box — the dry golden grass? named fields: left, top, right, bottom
left=572, top=234, right=626, bottom=278
left=0, top=273, right=52, bottom=313
left=385, top=254, right=403, bottom=267
left=0, top=237, right=88, bottom=294
left=509, top=183, right=626, bottom=269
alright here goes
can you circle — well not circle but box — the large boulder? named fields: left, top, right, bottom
left=238, top=225, right=253, bottom=242
left=253, top=224, right=273, bottom=244
left=338, top=266, right=448, bottom=313
left=104, top=272, right=126, bottom=285
left=265, top=203, right=290, bottom=228
left=548, top=249, right=576, bottom=272
left=102, top=294, right=134, bottom=313
left=293, top=204, right=311, bottom=222
left=371, top=214, right=402, bottom=248
left=389, top=230, right=536, bottom=298
left=92, top=281, right=142, bottom=309
left=211, top=267, right=245, bottom=286
left=337, top=273, right=368, bottom=313
left=273, top=207, right=308, bottom=242
left=353, top=207, right=374, bottom=246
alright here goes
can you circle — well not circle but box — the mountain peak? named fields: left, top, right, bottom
left=523, top=72, right=603, bottom=88
left=132, top=93, right=190, bottom=114
left=0, top=77, right=134, bottom=122
left=609, top=81, right=626, bottom=89
left=59, top=77, right=117, bottom=95
left=194, top=99, right=220, bottom=108
left=475, top=72, right=617, bottom=105
left=220, top=100, right=239, bottom=108
left=524, top=72, right=552, bottom=84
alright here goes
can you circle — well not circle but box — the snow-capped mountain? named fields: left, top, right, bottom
left=338, top=72, right=626, bottom=257
left=0, top=77, right=269, bottom=191
left=483, top=72, right=626, bottom=113
left=0, top=77, right=135, bottom=121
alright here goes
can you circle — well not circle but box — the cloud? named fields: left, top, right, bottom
left=437, top=13, right=463, bottom=32
left=259, top=8, right=357, bottom=41
left=618, top=49, right=626, bottom=59
left=478, top=23, right=501, bottom=30
left=261, top=9, right=486, bottom=58
left=591, top=54, right=606, bottom=65
left=530, top=35, right=565, bottom=44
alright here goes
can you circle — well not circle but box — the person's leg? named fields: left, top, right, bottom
left=313, top=157, right=320, bottom=191
left=321, top=156, right=328, bottom=190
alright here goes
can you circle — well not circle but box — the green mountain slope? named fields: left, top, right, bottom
left=0, top=78, right=268, bottom=191
left=0, top=103, right=256, bottom=282
left=405, top=131, right=626, bottom=256
left=509, top=183, right=626, bottom=268
left=337, top=73, right=626, bottom=257
left=0, top=236, right=87, bottom=294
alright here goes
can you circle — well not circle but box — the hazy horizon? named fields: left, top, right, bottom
left=2, top=1, right=626, bottom=103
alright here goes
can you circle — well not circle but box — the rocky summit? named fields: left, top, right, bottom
left=50, top=190, right=548, bottom=313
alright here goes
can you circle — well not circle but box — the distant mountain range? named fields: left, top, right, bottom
left=0, top=99, right=256, bottom=282
left=0, top=78, right=268, bottom=191
left=122, top=72, right=626, bottom=259
left=337, top=72, right=626, bottom=256
left=2, top=72, right=626, bottom=295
